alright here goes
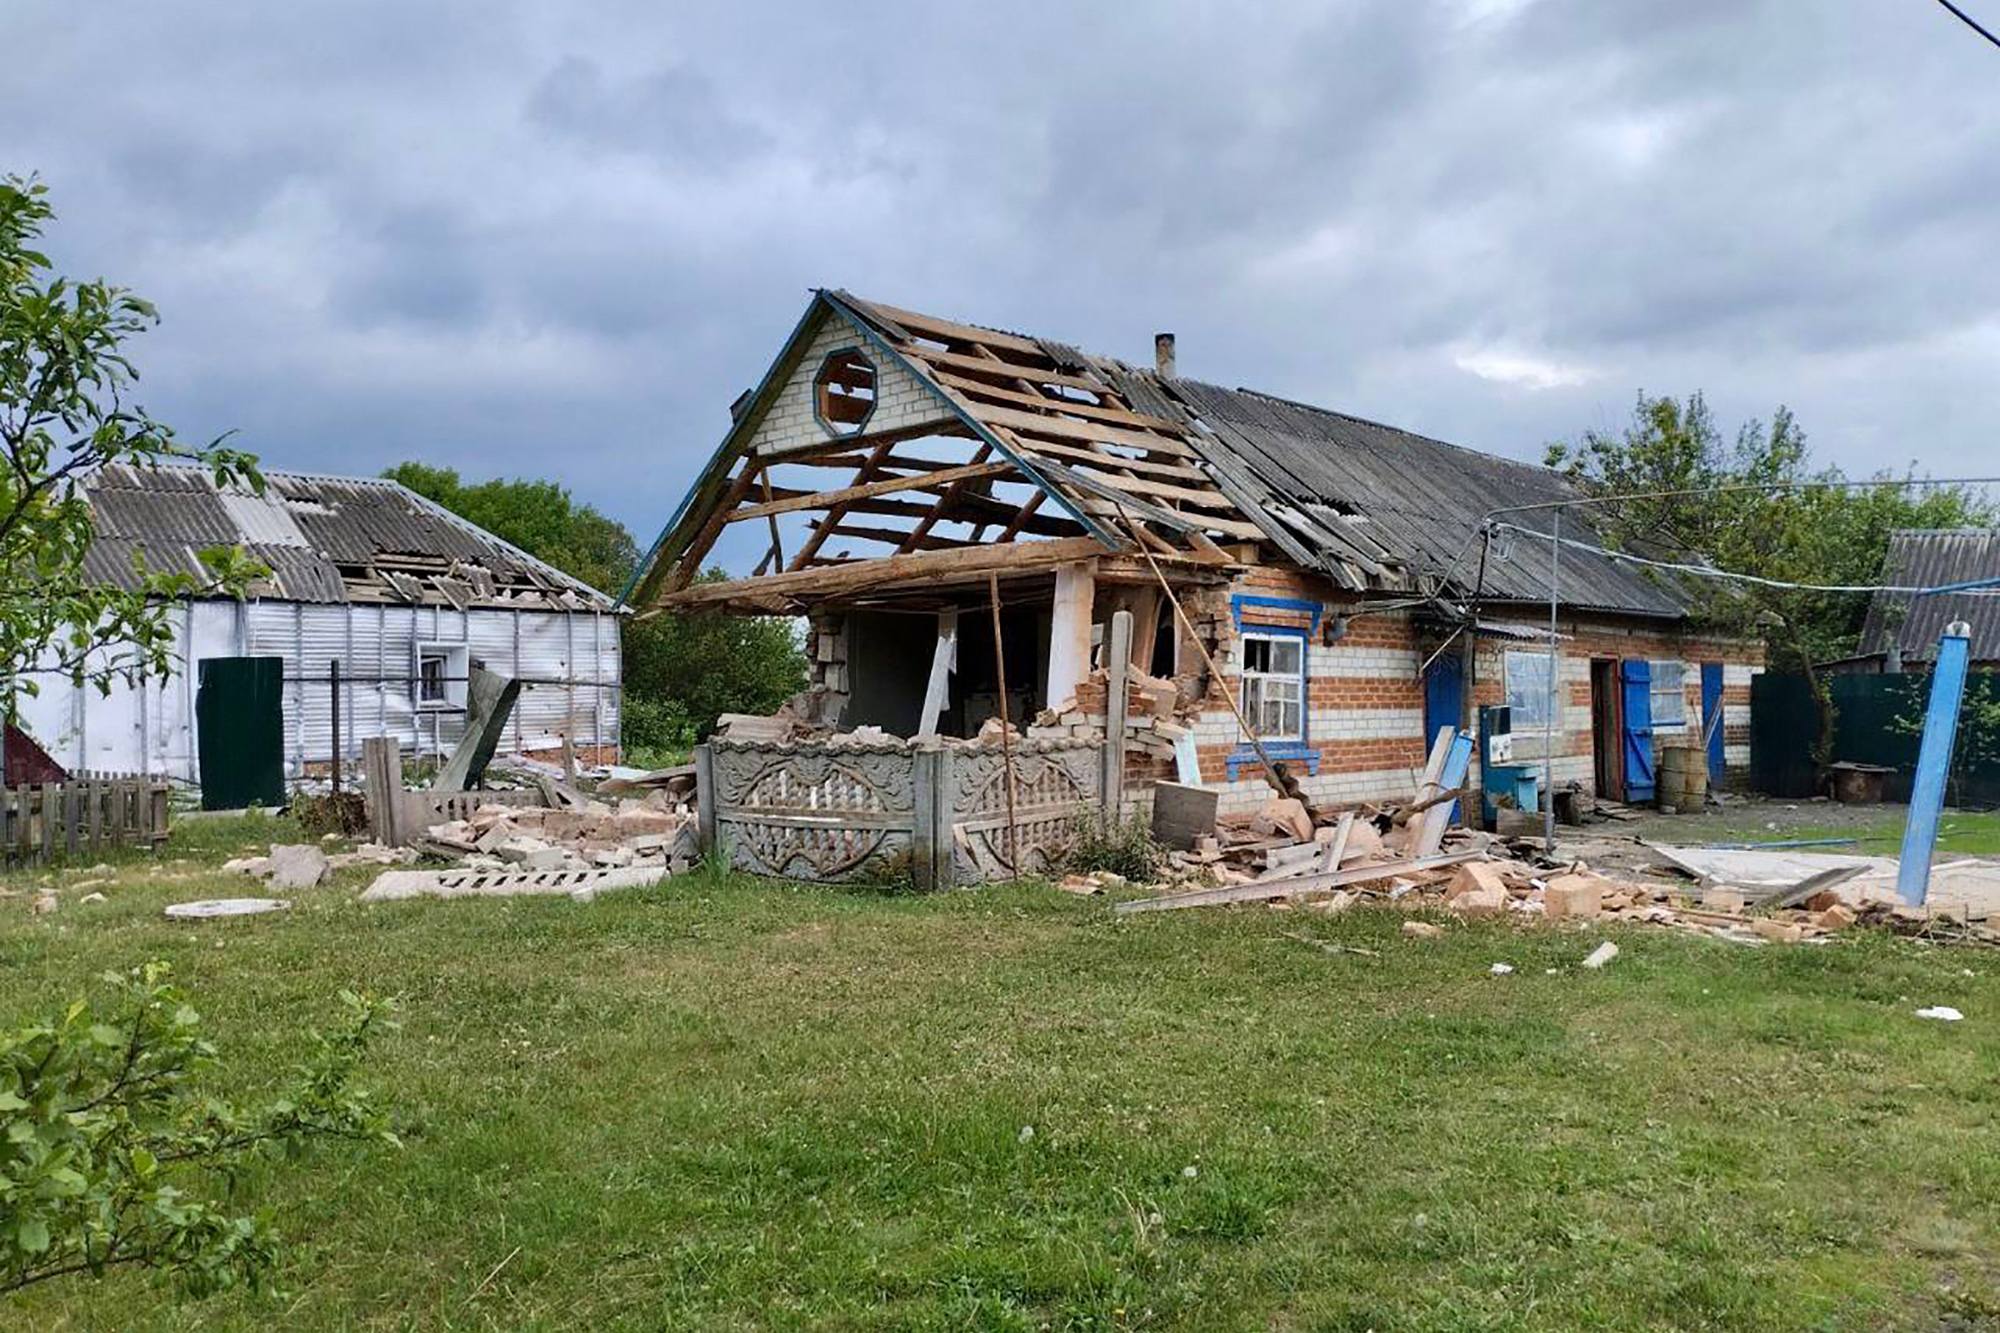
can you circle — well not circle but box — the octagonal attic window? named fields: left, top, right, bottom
left=814, top=348, right=877, bottom=435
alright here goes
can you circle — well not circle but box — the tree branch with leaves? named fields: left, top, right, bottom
left=0, top=962, right=398, bottom=1298
left=1, top=173, right=265, bottom=727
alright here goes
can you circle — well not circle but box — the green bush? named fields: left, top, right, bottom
left=1064, top=811, right=1164, bottom=882
left=0, top=963, right=397, bottom=1298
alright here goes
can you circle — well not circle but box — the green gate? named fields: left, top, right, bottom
left=196, top=656, right=286, bottom=810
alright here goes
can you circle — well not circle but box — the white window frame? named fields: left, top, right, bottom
left=1504, top=649, right=1554, bottom=732
left=1650, top=659, right=1688, bottom=728
left=415, top=642, right=469, bottom=711
left=1240, top=631, right=1306, bottom=742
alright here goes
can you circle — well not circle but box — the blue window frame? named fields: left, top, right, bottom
left=1225, top=594, right=1320, bottom=779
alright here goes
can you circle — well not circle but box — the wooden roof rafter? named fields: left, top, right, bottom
left=625, top=288, right=1276, bottom=615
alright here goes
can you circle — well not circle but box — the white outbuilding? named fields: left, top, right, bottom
left=17, top=464, right=624, bottom=784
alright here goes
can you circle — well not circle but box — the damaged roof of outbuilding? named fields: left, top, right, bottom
left=1857, top=528, right=2000, bottom=661
left=82, top=464, right=620, bottom=612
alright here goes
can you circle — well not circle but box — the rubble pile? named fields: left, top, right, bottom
left=1028, top=666, right=1195, bottom=761
left=1126, top=790, right=2000, bottom=947
left=419, top=783, right=698, bottom=874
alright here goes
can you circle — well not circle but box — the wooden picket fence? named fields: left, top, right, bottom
left=1, top=772, right=173, bottom=867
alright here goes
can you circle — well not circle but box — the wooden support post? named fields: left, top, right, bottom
left=1046, top=560, right=1096, bottom=706
left=1103, top=609, right=1133, bottom=821
left=329, top=658, right=343, bottom=795
left=917, top=609, right=959, bottom=739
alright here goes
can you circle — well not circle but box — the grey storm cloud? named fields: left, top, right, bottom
left=6, top=0, right=2000, bottom=573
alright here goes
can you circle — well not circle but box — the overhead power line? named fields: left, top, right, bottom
left=1487, top=520, right=2000, bottom=597
left=1936, top=0, right=2000, bottom=50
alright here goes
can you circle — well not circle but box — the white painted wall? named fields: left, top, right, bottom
left=14, top=598, right=622, bottom=782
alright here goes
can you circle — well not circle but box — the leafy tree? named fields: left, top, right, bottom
left=382, top=462, right=637, bottom=595
left=622, top=575, right=807, bottom=750
left=1, top=175, right=263, bottom=726
left=1547, top=392, right=1991, bottom=767
left=0, top=962, right=396, bottom=1297
left=383, top=464, right=807, bottom=751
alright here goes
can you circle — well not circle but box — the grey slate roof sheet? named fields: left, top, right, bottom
left=79, top=464, right=618, bottom=609
left=1166, top=383, right=1686, bottom=616
left=1858, top=529, right=2000, bottom=661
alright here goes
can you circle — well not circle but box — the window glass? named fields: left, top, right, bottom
left=1651, top=660, right=1687, bottom=726
left=1240, top=631, right=1305, bottom=741
left=1505, top=650, right=1553, bottom=730
left=418, top=652, right=447, bottom=703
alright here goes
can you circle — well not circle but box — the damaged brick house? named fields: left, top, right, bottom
left=627, top=289, right=1761, bottom=821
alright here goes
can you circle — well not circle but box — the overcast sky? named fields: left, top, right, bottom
left=9, top=1, right=2000, bottom=572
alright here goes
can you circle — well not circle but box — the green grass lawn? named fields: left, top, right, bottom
left=1620, top=800, right=2000, bottom=857
left=5, top=813, right=2000, bottom=1331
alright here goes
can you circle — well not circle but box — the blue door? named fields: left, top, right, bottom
left=1620, top=659, right=1656, bottom=803
left=1700, top=662, right=1725, bottom=780
left=1424, top=651, right=1464, bottom=821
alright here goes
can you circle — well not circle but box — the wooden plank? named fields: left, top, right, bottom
left=812, top=522, right=972, bottom=552
left=1415, top=731, right=1475, bottom=856
left=660, top=536, right=1115, bottom=608
left=41, top=781, right=56, bottom=863
left=1115, top=851, right=1482, bottom=914
left=847, top=296, right=1051, bottom=357
left=1003, top=435, right=1207, bottom=482
left=1322, top=812, right=1356, bottom=872
left=902, top=344, right=1109, bottom=396
left=725, top=461, right=1014, bottom=523
left=916, top=610, right=958, bottom=740
left=1031, top=456, right=1267, bottom=540
left=971, top=401, right=1199, bottom=459
left=930, top=369, right=1192, bottom=434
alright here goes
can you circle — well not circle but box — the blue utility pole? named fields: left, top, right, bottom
left=1897, top=622, right=1973, bottom=905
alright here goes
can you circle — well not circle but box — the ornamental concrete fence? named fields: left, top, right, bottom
left=693, top=735, right=1107, bottom=889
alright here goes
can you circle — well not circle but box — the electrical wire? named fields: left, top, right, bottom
left=1936, top=0, right=2000, bottom=51
left=1486, top=520, right=2000, bottom=597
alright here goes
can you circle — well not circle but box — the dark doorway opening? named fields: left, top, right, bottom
left=1590, top=658, right=1622, bottom=801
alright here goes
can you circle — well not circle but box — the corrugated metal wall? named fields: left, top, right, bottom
left=233, top=600, right=621, bottom=774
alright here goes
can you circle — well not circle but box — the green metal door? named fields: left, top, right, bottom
left=196, top=656, right=286, bottom=810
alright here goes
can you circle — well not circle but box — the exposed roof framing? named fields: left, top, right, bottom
left=628, top=289, right=1692, bottom=621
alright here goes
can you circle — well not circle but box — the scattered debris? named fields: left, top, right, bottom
left=1490, top=962, right=1514, bottom=975
left=360, top=865, right=664, bottom=902
left=1580, top=942, right=1620, bottom=970
left=1915, top=1005, right=1965, bottom=1022
left=165, top=898, right=291, bottom=920
left=1402, top=921, right=1442, bottom=940
left=79, top=891, right=107, bottom=905
left=266, top=843, right=331, bottom=890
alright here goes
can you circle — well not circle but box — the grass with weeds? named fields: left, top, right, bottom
left=2, top=813, right=1998, bottom=1329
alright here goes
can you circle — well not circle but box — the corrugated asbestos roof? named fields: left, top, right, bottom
left=81, top=464, right=619, bottom=611
left=1166, top=383, right=1684, bottom=615
left=1858, top=529, right=2000, bottom=661
left=837, top=293, right=1686, bottom=618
